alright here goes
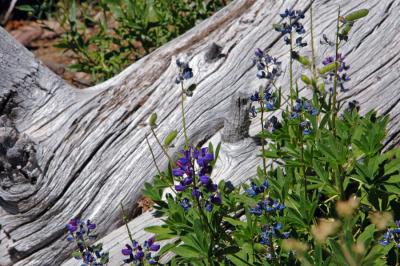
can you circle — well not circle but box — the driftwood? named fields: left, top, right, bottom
left=1, top=0, right=400, bottom=265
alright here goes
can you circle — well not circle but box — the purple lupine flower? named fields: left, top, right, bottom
left=175, top=57, right=193, bottom=84
left=175, top=184, right=187, bottom=191
left=122, top=244, right=133, bottom=256
left=205, top=200, right=213, bottom=212
left=181, top=177, right=193, bottom=186
left=192, top=188, right=201, bottom=199
left=149, top=244, right=160, bottom=252
left=200, top=175, right=210, bottom=185
left=180, top=198, right=192, bottom=212
left=205, top=182, right=218, bottom=193
left=210, top=194, right=222, bottom=205
left=86, top=220, right=96, bottom=230
left=67, top=219, right=79, bottom=233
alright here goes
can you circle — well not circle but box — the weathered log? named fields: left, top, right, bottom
left=1, top=0, right=400, bottom=265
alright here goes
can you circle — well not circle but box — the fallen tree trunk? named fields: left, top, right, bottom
left=1, top=0, right=400, bottom=265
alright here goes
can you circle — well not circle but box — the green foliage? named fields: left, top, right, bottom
left=55, top=0, right=227, bottom=83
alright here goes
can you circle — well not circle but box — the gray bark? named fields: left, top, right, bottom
left=1, top=0, right=400, bottom=265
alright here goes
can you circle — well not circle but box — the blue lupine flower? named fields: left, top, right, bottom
left=275, top=9, right=306, bottom=47
left=210, top=194, right=222, bottom=205
left=192, top=188, right=201, bottom=199
left=180, top=198, right=192, bottom=212
left=200, top=175, right=210, bottom=185
left=205, top=200, right=213, bottom=212
left=175, top=58, right=193, bottom=84
left=289, top=112, right=299, bottom=119
left=122, top=236, right=160, bottom=265
left=322, top=53, right=351, bottom=92
left=265, top=116, right=281, bottom=132
left=246, top=181, right=268, bottom=197
left=66, top=219, right=109, bottom=265
left=380, top=221, right=400, bottom=248
left=175, top=184, right=187, bottom=191
left=250, top=205, right=263, bottom=216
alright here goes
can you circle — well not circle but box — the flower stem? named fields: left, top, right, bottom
left=289, top=23, right=294, bottom=108
left=332, top=7, right=341, bottom=136
left=145, top=135, right=162, bottom=176
left=259, top=100, right=268, bottom=177
left=310, top=0, right=317, bottom=82
left=150, top=127, right=173, bottom=166
left=180, top=82, right=189, bottom=148
left=120, top=202, right=135, bottom=245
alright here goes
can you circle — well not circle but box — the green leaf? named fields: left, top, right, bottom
left=345, top=9, right=369, bottom=22
left=149, top=113, right=157, bottom=127
left=71, top=250, right=82, bottom=258
left=319, top=62, right=338, bottom=75
left=144, top=225, right=173, bottom=235
left=164, top=130, right=177, bottom=147
left=172, top=245, right=202, bottom=258
left=301, top=74, right=311, bottom=85
left=16, top=5, right=36, bottom=12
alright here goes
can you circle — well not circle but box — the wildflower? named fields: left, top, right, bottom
left=322, top=53, right=351, bottom=92
left=205, top=200, right=213, bottom=212
left=264, top=116, right=281, bottom=132
left=191, top=188, right=202, bottom=199
left=122, top=237, right=160, bottom=265
left=253, top=49, right=282, bottom=81
left=175, top=57, right=193, bottom=84
left=246, top=180, right=269, bottom=197
left=210, top=193, right=222, bottom=205
left=275, top=9, right=307, bottom=48
left=380, top=221, right=400, bottom=248
left=66, top=219, right=109, bottom=265
left=180, top=198, right=192, bottom=212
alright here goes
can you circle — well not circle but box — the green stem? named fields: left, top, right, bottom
left=180, top=82, right=189, bottom=148
left=310, top=0, right=317, bottom=82
left=120, top=202, right=134, bottom=244
left=289, top=23, right=294, bottom=108
left=332, top=8, right=341, bottom=136
left=145, top=135, right=162, bottom=176
left=259, top=101, right=268, bottom=177
left=150, top=127, right=173, bottom=165
left=300, top=132, right=307, bottom=199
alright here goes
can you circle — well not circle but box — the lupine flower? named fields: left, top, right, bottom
left=210, top=193, right=222, bottom=205
left=344, top=100, right=360, bottom=113
left=275, top=9, right=306, bottom=48
left=380, top=221, right=400, bottom=248
left=205, top=200, right=213, bottom=212
left=322, top=53, right=351, bottom=92
left=66, top=219, right=109, bottom=265
left=122, top=236, right=160, bottom=265
left=175, top=58, right=193, bottom=84
left=246, top=180, right=269, bottom=197
left=253, top=50, right=282, bottom=81
left=264, top=116, right=281, bottom=132
left=180, top=198, right=192, bottom=212
left=259, top=223, right=290, bottom=260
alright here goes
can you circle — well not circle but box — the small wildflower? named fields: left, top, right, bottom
left=180, top=198, right=192, bottom=212
left=175, top=57, right=193, bottom=84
